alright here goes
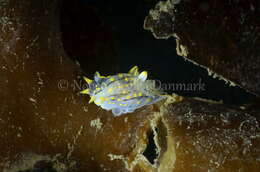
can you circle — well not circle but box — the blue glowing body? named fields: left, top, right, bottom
left=81, top=66, right=165, bottom=116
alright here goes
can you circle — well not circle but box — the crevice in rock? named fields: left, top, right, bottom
left=143, top=130, right=158, bottom=165
left=142, top=115, right=169, bottom=167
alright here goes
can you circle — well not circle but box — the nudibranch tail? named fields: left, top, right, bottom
left=80, top=66, right=166, bottom=116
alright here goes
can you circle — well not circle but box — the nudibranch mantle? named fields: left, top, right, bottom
left=81, top=66, right=165, bottom=116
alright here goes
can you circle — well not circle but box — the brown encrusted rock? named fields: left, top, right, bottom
left=144, top=0, right=260, bottom=96
left=0, top=0, right=175, bottom=171
left=0, top=0, right=134, bottom=171
left=1, top=0, right=260, bottom=172
left=161, top=98, right=260, bottom=171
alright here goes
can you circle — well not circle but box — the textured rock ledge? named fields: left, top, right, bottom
left=144, top=0, right=260, bottom=96
left=161, top=98, right=260, bottom=171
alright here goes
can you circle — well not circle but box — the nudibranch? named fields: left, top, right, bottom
left=80, top=66, right=165, bottom=116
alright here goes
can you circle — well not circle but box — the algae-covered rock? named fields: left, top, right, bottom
left=144, top=0, right=260, bottom=96
left=1, top=0, right=260, bottom=171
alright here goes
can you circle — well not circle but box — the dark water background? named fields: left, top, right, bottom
left=60, top=0, right=255, bottom=105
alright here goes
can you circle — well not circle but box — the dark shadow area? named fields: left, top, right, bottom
left=143, top=131, right=158, bottom=165
left=60, top=0, right=256, bottom=105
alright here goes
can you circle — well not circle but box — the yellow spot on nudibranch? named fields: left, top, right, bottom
left=136, top=101, right=141, bottom=104
left=100, top=97, right=109, bottom=102
left=124, top=78, right=129, bottom=81
left=138, top=92, right=142, bottom=96
left=146, top=98, right=151, bottom=102
left=118, top=74, right=123, bottom=78
left=110, top=78, right=115, bottom=81
left=110, top=97, right=115, bottom=100
left=117, top=98, right=121, bottom=101
left=100, top=97, right=105, bottom=102
left=96, top=87, right=101, bottom=91
left=119, top=103, right=123, bottom=106
left=122, top=90, right=127, bottom=94
left=126, top=95, right=131, bottom=99
left=133, top=93, right=138, bottom=97
left=108, top=88, right=113, bottom=93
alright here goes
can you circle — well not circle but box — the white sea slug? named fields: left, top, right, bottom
left=80, top=66, right=165, bottom=116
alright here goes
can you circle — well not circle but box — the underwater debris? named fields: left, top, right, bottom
left=81, top=66, right=166, bottom=116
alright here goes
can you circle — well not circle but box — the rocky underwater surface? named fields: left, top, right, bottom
left=0, top=0, right=259, bottom=172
